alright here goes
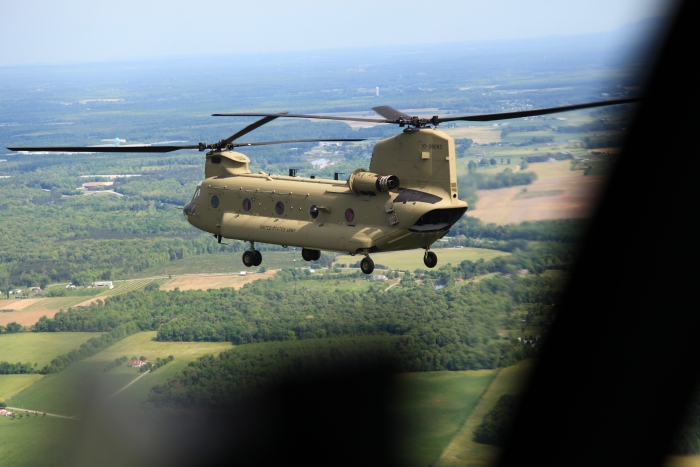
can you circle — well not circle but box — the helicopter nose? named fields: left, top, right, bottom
left=183, top=201, right=196, bottom=217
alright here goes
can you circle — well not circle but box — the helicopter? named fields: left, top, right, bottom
left=8, top=98, right=637, bottom=274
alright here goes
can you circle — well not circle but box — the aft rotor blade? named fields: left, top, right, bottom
left=7, top=145, right=200, bottom=153
left=437, top=98, right=640, bottom=123
left=213, top=112, right=389, bottom=124
left=371, top=106, right=411, bottom=121
left=232, top=138, right=365, bottom=147
left=222, top=114, right=286, bottom=145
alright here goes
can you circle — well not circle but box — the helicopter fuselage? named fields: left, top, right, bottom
left=182, top=128, right=468, bottom=264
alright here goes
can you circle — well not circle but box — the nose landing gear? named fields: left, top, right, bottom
left=242, top=242, right=263, bottom=267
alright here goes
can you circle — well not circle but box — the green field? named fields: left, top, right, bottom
left=0, top=414, right=80, bottom=467
left=0, top=332, right=102, bottom=367
left=96, top=278, right=169, bottom=298
left=84, top=331, right=233, bottom=363
left=133, top=250, right=309, bottom=277
left=395, top=370, right=497, bottom=467
left=0, top=375, right=44, bottom=401
left=335, top=247, right=509, bottom=272
left=435, top=359, right=537, bottom=467
left=9, top=332, right=233, bottom=416
left=22, top=296, right=88, bottom=310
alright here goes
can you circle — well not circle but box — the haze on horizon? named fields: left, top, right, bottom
left=0, top=0, right=675, bottom=67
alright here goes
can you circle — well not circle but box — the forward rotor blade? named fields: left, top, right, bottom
left=7, top=145, right=199, bottom=153
left=437, top=98, right=640, bottom=123
left=371, top=106, right=411, bottom=121
left=232, top=138, right=365, bottom=147
left=221, top=114, right=286, bottom=145
left=213, top=112, right=389, bottom=124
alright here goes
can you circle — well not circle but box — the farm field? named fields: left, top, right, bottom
left=133, top=250, right=307, bottom=277
left=0, top=298, right=41, bottom=311
left=443, top=126, right=502, bottom=143
left=0, top=414, right=80, bottom=467
left=9, top=332, right=233, bottom=416
left=0, top=332, right=102, bottom=367
left=334, top=247, right=509, bottom=271
left=395, top=370, right=497, bottom=467
left=467, top=175, right=605, bottom=224
left=664, top=456, right=700, bottom=467
left=0, top=375, right=44, bottom=401
left=159, top=272, right=274, bottom=291
left=435, top=358, right=536, bottom=467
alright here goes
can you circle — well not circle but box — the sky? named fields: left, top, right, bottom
left=0, top=0, right=675, bottom=66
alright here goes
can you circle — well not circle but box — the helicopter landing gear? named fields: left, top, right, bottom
left=360, top=256, right=375, bottom=275
left=423, top=250, right=438, bottom=268
left=242, top=242, right=262, bottom=267
left=301, top=248, right=321, bottom=262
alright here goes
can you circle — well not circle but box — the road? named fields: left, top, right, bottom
left=5, top=407, right=78, bottom=420
left=109, top=370, right=150, bottom=398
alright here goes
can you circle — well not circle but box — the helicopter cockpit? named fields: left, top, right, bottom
left=183, top=186, right=200, bottom=217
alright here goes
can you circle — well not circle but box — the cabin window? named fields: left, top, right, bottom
left=242, top=198, right=251, bottom=212
left=211, top=195, right=219, bottom=208
left=275, top=201, right=285, bottom=215
left=345, top=208, right=355, bottom=223
left=309, top=205, right=319, bottom=219
left=211, top=156, right=221, bottom=164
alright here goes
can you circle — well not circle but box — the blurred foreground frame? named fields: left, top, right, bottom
left=498, top=1, right=700, bottom=466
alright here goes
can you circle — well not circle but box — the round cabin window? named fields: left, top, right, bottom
left=309, top=205, right=319, bottom=219
left=345, top=208, right=355, bottom=223
left=211, top=195, right=219, bottom=208
left=275, top=201, right=285, bottom=215
left=242, top=198, right=251, bottom=212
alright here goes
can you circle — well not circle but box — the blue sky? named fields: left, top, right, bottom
left=0, top=0, right=675, bottom=66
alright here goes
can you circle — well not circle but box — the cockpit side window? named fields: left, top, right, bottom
left=192, top=188, right=201, bottom=203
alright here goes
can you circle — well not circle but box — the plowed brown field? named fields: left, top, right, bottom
left=0, top=309, right=59, bottom=326
left=160, top=272, right=274, bottom=292
left=467, top=175, right=605, bottom=224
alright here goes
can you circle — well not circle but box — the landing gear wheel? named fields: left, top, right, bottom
left=242, top=250, right=255, bottom=267
left=360, top=256, right=375, bottom=275
left=423, top=251, right=438, bottom=268
left=312, top=249, right=321, bottom=261
left=253, top=250, right=263, bottom=266
left=302, top=248, right=313, bottom=261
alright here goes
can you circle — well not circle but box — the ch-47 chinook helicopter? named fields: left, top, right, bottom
left=8, top=98, right=637, bottom=274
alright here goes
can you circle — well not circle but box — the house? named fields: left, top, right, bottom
left=129, top=360, right=149, bottom=368
left=372, top=275, right=388, bottom=282
left=0, top=409, right=13, bottom=416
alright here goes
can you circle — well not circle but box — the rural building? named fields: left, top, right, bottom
left=0, top=409, right=13, bottom=416
left=129, top=360, right=149, bottom=368
left=239, top=271, right=247, bottom=276
left=93, top=281, right=114, bottom=289
left=66, top=284, right=76, bottom=289
left=81, top=181, right=114, bottom=190
left=372, top=275, right=388, bottom=282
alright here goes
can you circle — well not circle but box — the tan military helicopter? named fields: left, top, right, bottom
left=9, top=99, right=636, bottom=274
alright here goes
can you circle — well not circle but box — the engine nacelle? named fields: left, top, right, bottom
left=348, top=169, right=400, bottom=196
